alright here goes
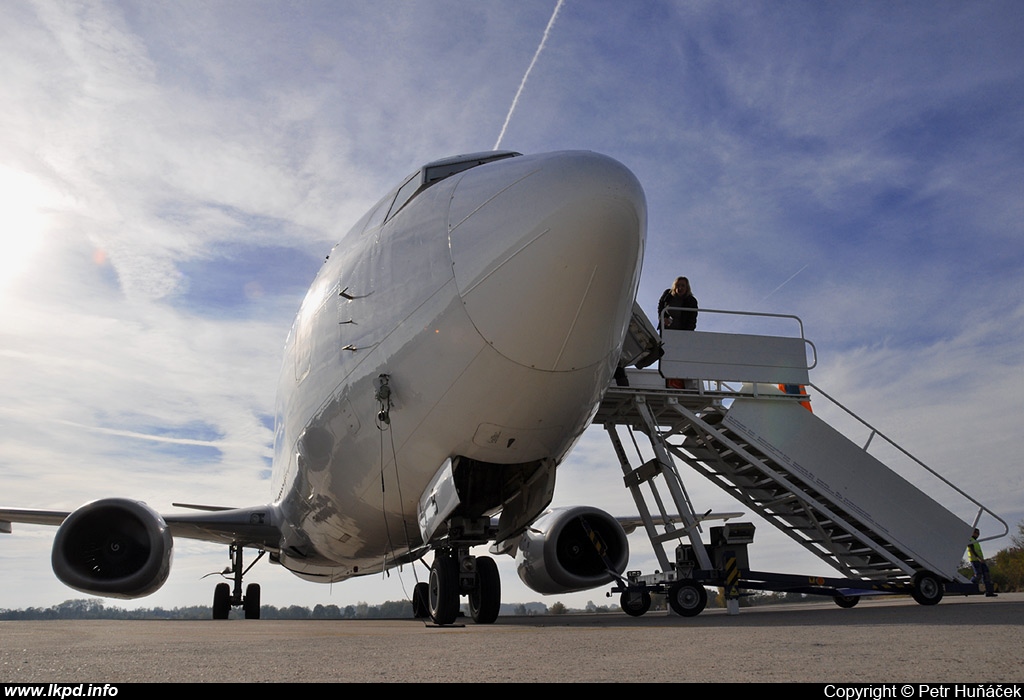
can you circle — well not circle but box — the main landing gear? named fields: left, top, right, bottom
left=422, top=547, right=501, bottom=625
left=211, top=544, right=266, bottom=619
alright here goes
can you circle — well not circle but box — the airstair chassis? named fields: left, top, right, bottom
left=597, top=305, right=1004, bottom=617
left=612, top=567, right=982, bottom=618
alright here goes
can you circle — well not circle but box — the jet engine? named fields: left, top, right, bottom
left=515, top=506, right=629, bottom=594
left=51, top=498, right=173, bottom=599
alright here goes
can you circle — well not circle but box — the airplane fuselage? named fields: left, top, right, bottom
left=270, top=151, right=646, bottom=581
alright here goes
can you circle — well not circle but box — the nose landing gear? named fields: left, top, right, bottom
left=424, top=547, right=501, bottom=625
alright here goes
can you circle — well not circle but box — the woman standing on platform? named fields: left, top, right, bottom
left=658, top=276, right=698, bottom=332
left=658, top=276, right=698, bottom=390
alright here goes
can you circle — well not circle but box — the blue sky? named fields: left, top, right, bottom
left=1, top=0, right=1021, bottom=611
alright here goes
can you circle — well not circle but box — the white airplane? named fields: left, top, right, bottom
left=0, top=150, right=647, bottom=624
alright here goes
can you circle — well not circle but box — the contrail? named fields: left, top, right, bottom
left=494, top=0, right=565, bottom=150
left=52, top=417, right=258, bottom=450
left=759, top=263, right=809, bottom=305
left=0, top=406, right=256, bottom=451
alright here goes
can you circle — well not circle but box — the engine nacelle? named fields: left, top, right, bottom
left=51, top=498, right=173, bottom=599
left=515, top=506, right=629, bottom=595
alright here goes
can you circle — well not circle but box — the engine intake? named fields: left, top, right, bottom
left=51, top=498, right=173, bottom=599
left=515, top=506, right=629, bottom=594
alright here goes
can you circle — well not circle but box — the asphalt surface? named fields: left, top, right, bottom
left=1, top=593, right=1021, bottom=683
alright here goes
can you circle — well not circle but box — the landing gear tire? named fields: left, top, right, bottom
left=412, top=581, right=430, bottom=619
left=619, top=589, right=652, bottom=617
left=428, top=552, right=460, bottom=625
left=668, top=580, right=708, bottom=617
left=213, top=582, right=230, bottom=620
left=911, top=571, right=944, bottom=606
left=834, top=594, right=860, bottom=609
left=244, top=583, right=261, bottom=619
left=469, top=556, right=501, bottom=624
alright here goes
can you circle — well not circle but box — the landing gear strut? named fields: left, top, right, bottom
left=211, top=544, right=265, bottom=619
left=418, top=513, right=501, bottom=625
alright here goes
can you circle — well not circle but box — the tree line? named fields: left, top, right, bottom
left=0, top=599, right=554, bottom=620
left=0, top=599, right=416, bottom=620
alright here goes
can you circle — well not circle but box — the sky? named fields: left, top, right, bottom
left=1, top=0, right=1022, bottom=613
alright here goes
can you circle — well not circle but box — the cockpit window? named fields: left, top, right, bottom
left=421, top=151, right=520, bottom=186
left=384, top=172, right=423, bottom=223
left=382, top=150, right=521, bottom=225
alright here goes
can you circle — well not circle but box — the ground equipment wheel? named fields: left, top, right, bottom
left=833, top=594, right=860, bottom=608
left=244, top=583, right=261, bottom=619
left=668, top=580, right=708, bottom=617
left=428, top=552, right=460, bottom=625
left=619, top=589, right=652, bottom=617
left=213, top=582, right=231, bottom=619
left=911, top=571, right=944, bottom=606
left=468, top=556, right=501, bottom=624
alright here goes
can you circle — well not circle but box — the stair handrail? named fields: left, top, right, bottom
left=807, top=381, right=1008, bottom=541
left=649, top=304, right=1006, bottom=541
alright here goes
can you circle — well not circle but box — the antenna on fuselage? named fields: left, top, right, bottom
left=374, top=374, right=392, bottom=426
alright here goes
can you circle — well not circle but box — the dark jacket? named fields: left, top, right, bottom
left=658, top=289, right=698, bottom=331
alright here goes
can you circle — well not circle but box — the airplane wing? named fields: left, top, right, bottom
left=163, top=505, right=282, bottom=549
left=0, top=503, right=281, bottom=550
left=0, top=508, right=69, bottom=532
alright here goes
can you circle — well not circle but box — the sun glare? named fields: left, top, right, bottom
left=0, top=166, right=53, bottom=293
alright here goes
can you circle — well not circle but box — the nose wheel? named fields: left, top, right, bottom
left=428, top=552, right=460, bottom=625
left=468, top=555, right=500, bottom=624
left=425, top=549, right=502, bottom=625
left=412, top=581, right=430, bottom=618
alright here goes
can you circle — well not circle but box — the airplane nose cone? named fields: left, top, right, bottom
left=448, top=151, right=646, bottom=372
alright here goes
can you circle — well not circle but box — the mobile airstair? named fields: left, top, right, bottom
left=596, top=304, right=1006, bottom=616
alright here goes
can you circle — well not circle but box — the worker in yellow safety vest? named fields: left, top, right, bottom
left=967, top=528, right=998, bottom=597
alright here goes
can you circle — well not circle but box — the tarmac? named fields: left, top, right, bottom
left=1, top=593, right=1021, bottom=683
